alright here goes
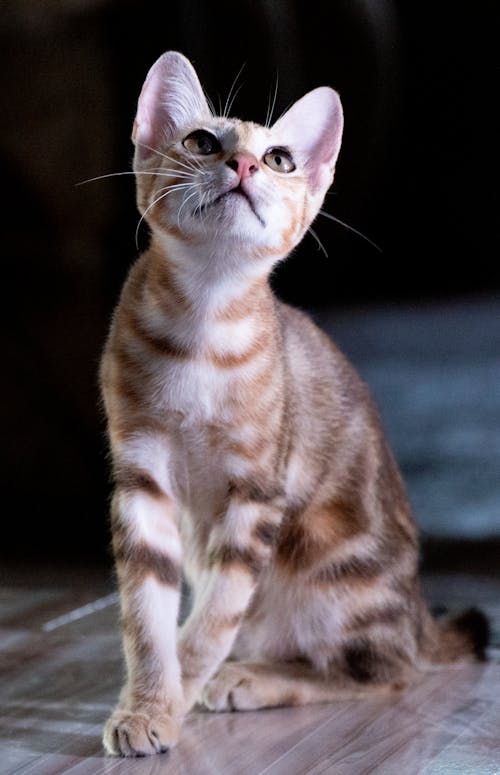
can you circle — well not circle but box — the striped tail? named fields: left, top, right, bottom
left=425, top=607, right=490, bottom=663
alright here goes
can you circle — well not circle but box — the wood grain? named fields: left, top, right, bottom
left=1, top=566, right=499, bottom=774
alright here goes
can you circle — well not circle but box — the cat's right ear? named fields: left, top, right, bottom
left=132, top=51, right=211, bottom=162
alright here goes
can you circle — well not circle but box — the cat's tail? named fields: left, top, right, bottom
left=422, top=607, right=490, bottom=664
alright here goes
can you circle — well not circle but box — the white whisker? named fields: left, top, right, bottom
left=193, top=188, right=207, bottom=219
left=154, top=182, right=193, bottom=198
left=308, top=226, right=329, bottom=258
left=224, top=83, right=243, bottom=119
left=135, top=186, right=188, bottom=249
left=183, top=152, right=206, bottom=174
left=76, top=171, right=137, bottom=186
left=223, top=62, right=246, bottom=118
left=203, top=88, right=217, bottom=118
left=199, top=189, right=213, bottom=223
left=76, top=170, right=191, bottom=186
left=156, top=166, right=199, bottom=179
left=318, top=210, right=382, bottom=253
left=265, top=72, right=279, bottom=129
left=202, top=191, right=212, bottom=223
left=177, top=188, right=200, bottom=231
left=77, top=163, right=200, bottom=187
left=161, top=152, right=207, bottom=177
left=135, top=142, right=206, bottom=176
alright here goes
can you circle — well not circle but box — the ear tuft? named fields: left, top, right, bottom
left=273, top=86, right=343, bottom=191
left=133, top=51, right=211, bottom=161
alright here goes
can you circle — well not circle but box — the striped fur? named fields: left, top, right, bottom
left=101, top=52, right=488, bottom=757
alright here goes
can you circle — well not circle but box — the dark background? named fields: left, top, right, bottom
left=1, top=0, right=498, bottom=562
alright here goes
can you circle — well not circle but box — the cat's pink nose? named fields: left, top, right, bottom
left=226, top=153, right=259, bottom=180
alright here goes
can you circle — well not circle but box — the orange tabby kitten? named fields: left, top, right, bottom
left=101, top=51, right=488, bottom=757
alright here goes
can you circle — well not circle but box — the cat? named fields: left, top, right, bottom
left=100, top=51, right=488, bottom=757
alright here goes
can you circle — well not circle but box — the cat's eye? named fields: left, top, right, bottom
left=183, top=129, right=222, bottom=155
left=263, top=148, right=295, bottom=174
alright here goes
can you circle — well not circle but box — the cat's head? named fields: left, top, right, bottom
left=133, top=51, right=343, bottom=263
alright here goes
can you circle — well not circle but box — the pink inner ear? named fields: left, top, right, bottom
left=133, top=68, right=169, bottom=156
left=306, top=119, right=342, bottom=191
left=273, top=87, right=343, bottom=192
left=133, top=51, right=211, bottom=161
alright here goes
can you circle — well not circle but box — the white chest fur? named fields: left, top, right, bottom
left=140, top=302, right=267, bottom=424
left=159, top=358, right=232, bottom=421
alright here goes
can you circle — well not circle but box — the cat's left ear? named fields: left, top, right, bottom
left=133, top=51, right=211, bottom=162
left=272, top=87, right=343, bottom=192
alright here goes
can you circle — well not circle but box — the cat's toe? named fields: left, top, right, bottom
left=103, top=708, right=180, bottom=757
left=203, top=664, right=259, bottom=712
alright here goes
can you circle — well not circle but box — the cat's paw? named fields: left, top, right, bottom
left=103, top=708, right=180, bottom=757
left=202, top=663, right=262, bottom=712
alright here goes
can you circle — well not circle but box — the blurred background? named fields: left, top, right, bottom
left=1, top=0, right=498, bottom=566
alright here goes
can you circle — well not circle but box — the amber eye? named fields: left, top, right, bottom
left=182, top=129, right=222, bottom=155
left=263, top=147, right=295, bottom=173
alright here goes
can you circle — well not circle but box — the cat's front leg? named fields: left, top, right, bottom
left=103, top=453, right=184, bottom=757
left=178, top=493, right=283, bottom=710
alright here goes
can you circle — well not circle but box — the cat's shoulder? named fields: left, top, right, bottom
left=275, top=299, right=370, bottom=399
left=275, top=300, right=340, bottom=357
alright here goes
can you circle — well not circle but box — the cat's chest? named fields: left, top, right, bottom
left=143, top=316, right=264, bottom=422
left=169, top=415, right=226, bottom=498
left=158, top=358, right=232, bottom=421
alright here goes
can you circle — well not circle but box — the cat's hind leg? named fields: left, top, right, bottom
left=202, top=656, right=417, bottom=712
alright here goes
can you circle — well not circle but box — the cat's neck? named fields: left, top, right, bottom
left=131, top=233, right=280, bottom=370
left=147, top=232, right=277, bottom=322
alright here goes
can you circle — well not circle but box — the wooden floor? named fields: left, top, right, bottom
left=1, top=564, right=499, bottom=775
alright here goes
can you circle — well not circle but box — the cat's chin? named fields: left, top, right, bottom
left=200, top=187, right=266, bottom=230
left=177, top=193, right=268, bottom=246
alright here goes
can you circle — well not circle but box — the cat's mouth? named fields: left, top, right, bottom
left=196, top=185, right=266, bottom=227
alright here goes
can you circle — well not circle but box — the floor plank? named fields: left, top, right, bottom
left=1, top=567, right=499, bottom=775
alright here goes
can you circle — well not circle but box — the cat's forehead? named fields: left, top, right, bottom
left=194, top=117, right=274, bottom=152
